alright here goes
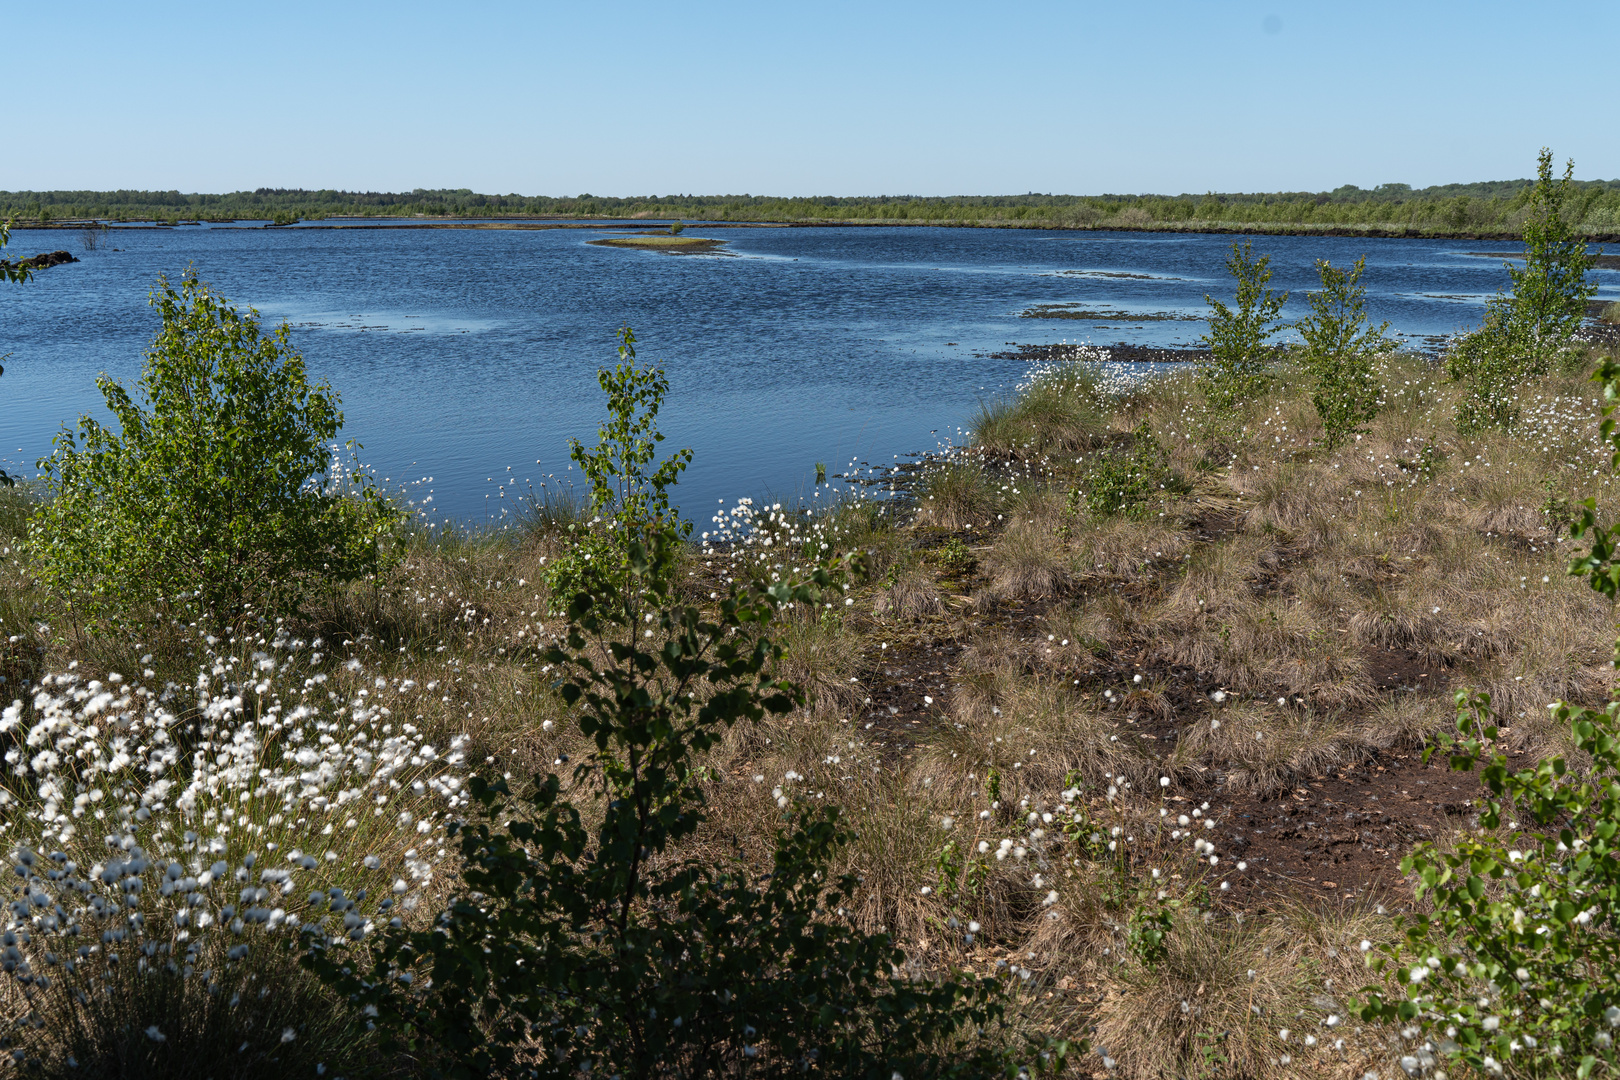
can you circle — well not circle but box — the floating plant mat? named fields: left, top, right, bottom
left=1020, top=303, right=1198, bottom=321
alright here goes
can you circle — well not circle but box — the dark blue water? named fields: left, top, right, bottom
left=4, top=224, right=1615, bottom=521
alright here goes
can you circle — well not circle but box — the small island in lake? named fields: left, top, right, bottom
left=587, top=234, right=728, bottom=253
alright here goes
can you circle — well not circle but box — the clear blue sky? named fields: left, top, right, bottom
left=7, top=0, right=1616, bottom=197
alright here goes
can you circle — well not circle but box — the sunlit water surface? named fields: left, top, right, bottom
left=4, top=223, right=1615, bottom=521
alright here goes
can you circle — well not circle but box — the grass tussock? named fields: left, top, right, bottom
left=914, top=458, right=998, bottom=529
left=971, top=360, right=1112, bottom=460
left=6, top=946, right=379, bottom=1080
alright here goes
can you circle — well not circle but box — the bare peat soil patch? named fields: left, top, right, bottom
left=1208, top=754, right=1487, bottom=909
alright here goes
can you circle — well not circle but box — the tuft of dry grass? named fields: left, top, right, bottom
left=914, top=458, right=998, bottom=529
left=770, top=614, right=866, bottom=717
left=1173, top=700, right=1361, bottom=793
left=1072, top=517, right=1192, bottom=584
left=1093, top=914, right=1312, bottom=1080
left=971, top=364, right=1111, bottom=461
left=874, top=565, right=946, bottom=619
left=918, top=671, right=1160, bottom=801
left=7, top=943, right=381, bottom=1080
left=980, top=519, right=1076, bottom=601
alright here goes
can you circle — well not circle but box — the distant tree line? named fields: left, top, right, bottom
left=4, top=178, right=1620, bottom=236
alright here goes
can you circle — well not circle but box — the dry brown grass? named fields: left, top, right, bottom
left=1172, top=700, right=1361, bottom=793
left=1073, top=517, right=1192, bottom=584
left=770, top=614, right=866, bottom=717
left=1090, top=898, right=1403, bottom=1080
left=7, top=339, right=1620, bottom=1077
left=917, top=670, right=1160, bottom=802
left=873, top=565, right=947, bottom=619
left=914, top=458, right=999, bottom=529
left=980, top=519, right=1076, bottom=602
left=1093, top=913, right=1312, bottom=1079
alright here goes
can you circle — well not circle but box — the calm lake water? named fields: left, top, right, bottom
left=4, top=223, right=1616, bottom=522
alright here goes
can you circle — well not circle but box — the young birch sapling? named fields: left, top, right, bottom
left=1197, top=240, right=1288, bottom=411
left=1294, top=255, right=1390, bottom=449
left=543, top=325, right=693, bottom=613
left=1448, top=148, right=1598, bottom=432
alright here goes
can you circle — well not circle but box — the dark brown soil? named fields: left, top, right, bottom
left=1363, top=646, right=1449, bottom=693
left=1209, top=756, right=1485, bottom=907
left=849, top=572, right=1485, bottom=909
left=0, top=250, right=77, bottom=272
left=821, top=488, right=1504, bottom=917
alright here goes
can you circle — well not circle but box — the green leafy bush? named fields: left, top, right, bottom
left=1510, top=148, right=1599, bottom=369
left=307, top=527, right=1059, bottom=1078
left=1448, top=149, right=1598, bottom=433
left=1294, top=255, right=1390, bottom=449
left=1197, top=241, right=1288, bottom=410
left=28, top=273, right=401, bottom=625
left=1446, top=304, right=1526, bottom=434
left=1355, top=355, right=1620, bottom=1078
left=542, top=325, right=692, bottom=614
left=1075, top=422, right=1181, bottom=519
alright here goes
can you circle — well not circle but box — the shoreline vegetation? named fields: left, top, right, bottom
left=6, top=154, right=1620, bottom=1078
left=8, top=177, right=1620, bottom=240
left=4, top=283, right=1618, bottom=1079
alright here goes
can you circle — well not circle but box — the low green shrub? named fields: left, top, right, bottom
left=1294, top=255, right=1390, bottom=449
left=28, top=273, right=401, bottom=627
left=1197, top=241, right=1288, bottom=411
left=1074, top=423, right=1182, bottom=520
left=1446, top=303, right=1529, bottom=433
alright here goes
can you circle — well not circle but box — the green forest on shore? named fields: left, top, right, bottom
left=7, top=176, right=1620, bottom=237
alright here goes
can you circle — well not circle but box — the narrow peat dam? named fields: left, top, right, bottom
left=3, top=221, right=1617, bottom=521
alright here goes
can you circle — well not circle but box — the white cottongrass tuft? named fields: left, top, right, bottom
left=0, top=631, right=468, bottom=1017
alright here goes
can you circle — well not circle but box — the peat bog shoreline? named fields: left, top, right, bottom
left=14, top=217, right=1620, bottom=244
